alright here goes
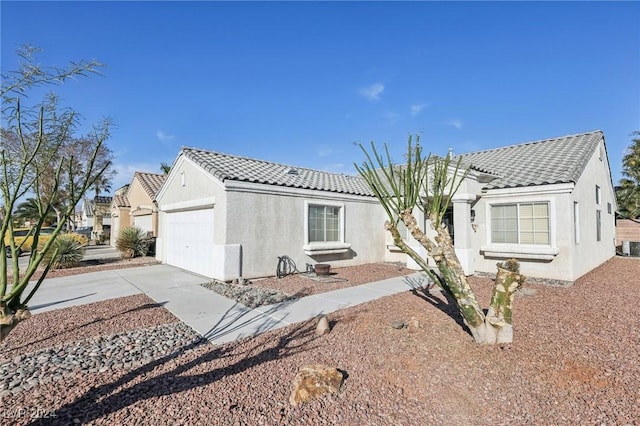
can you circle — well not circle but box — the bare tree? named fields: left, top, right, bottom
left=1, top=46, right=113, bottom=341
left=356, top=136, right=524, bottom=344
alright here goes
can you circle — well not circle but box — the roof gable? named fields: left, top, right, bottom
left=457, top=130, right=604, bottom=190
left=133, top=172, right=166, bottom=200
left=181, top=147, right=375, bottom=196
left=113, top=194, right=130, bottom=208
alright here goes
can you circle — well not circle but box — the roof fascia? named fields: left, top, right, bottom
left=480, top=182, right=575, bottom=199
left=223, top=179, right=379, bottom=204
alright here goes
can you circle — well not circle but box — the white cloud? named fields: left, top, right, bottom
left=446, top=119, right=463, bottom=130
left=410, top=103, right=428, bottom=117
left=317, top=148, right=333, bottom=157
left=156, top=130, right=175, bottom=142
left=359, top=83, right=384, bottom=101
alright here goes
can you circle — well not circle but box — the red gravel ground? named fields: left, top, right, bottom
left=2, top=257, right=640, bottom=425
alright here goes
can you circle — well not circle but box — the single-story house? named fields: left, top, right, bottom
left=110, top=172, right=165, bottom=246
left=155, top=130, right=616, bottom=284
left=79, top=196, right=112, bottom=241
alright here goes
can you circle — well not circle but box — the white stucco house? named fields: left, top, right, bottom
left=155, top=130, right=616, bottom=284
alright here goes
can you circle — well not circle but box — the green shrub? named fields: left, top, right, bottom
left=116, top=226, right=150, bottom=259
left=41, top=234, right=86, bottom=269
left=67, top=232, right=89, bottom=246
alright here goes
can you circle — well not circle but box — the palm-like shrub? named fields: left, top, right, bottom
left=41, top=234, right=86, bottom=269
left=116, top=226, right=150, bottom=259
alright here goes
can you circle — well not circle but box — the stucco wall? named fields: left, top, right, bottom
left=569, top=141, right=616, bottom=279
left=472, top=140, right=616, bottom=282
left=224, top=184, right=387, bottom=279
left=127, top=179, right=152, bottom=211
left=473, top=187, right=576, bottom=281
left=155, top=157, right=228, bottom=264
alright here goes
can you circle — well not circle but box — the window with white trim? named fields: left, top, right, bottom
left=308, top=205, right=340, bottom=242
left=303, top=201, right=350, bottom=255
left=595, top=185, right=601, bottom=205
left=491, top=202, right=550, bottom=245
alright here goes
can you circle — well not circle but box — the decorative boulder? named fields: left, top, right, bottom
left=289, top=364, right=344, bottom=406
left=315, top=315, right=331, bottom=336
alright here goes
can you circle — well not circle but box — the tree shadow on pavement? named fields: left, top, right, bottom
left=29, top=304, right=319, bottom=425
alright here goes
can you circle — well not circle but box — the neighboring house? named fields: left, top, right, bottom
left=110, top=172, right=165, bottom=246
left=110, top=185, right=130, bottom=247
left=155, top=130, right=616, bottom=284
left=79, top=196, right=112, bottom=240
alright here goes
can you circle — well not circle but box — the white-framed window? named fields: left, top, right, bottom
left=596, top=210, right=602, bottom=242
left=595, top=185, right=601, bottom=205
left=303, top=201, right=350, bottom=255
left=308, top=204, right=340, bottom=243
left=491, top=202, right=550, bottom=245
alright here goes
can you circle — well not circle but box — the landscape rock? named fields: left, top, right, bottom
left=289, top=364, right=344, bottom=406
left=391, top=320, right=405, bottom=329
left=315, top=315, right=330, bottom=335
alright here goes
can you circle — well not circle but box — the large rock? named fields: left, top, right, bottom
left=315, top=315, right=330, bottom=336
left=289, top=364, right=344, bottom=406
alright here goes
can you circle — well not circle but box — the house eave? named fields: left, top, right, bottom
left=223, top=180, right=379, bottom=203
left=481, top=182, right=575, bottom=198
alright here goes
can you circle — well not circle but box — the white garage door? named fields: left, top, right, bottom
left=133, top=215, right=153, bottom=234
left=164, top=208, right=215, bottom=277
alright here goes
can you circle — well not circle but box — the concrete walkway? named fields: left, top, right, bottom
left=28, top=264, right=432, bottom=344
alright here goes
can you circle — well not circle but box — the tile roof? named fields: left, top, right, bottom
left=93, top=196, right=113, bottom=205
left=82, top=198, right=94, bottom=217
left=113, top=194, right=130, bottom=208
left=179, top=130, right=604, bottom=196
left=457, top=130, right=604, bottom=190
left=181, top=147, right=375, bottom=196
left=134, top=172, right=166, bottom=199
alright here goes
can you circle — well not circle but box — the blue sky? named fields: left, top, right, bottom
left=2, top=1, right=639, bottom=193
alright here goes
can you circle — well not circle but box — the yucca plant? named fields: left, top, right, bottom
left=116, top=226, right=150, bottom=259
left=40, top=234, right=86, bottom=269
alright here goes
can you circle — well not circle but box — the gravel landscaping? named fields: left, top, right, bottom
left=1, top=257, right=639, bottom=424
left=200, top=263, right=414, bottom=307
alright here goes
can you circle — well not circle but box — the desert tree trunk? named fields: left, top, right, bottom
left=356, top=136, right=524, bottom=344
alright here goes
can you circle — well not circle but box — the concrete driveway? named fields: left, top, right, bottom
left=26, top=264, right=208, bottom=314
left=25, top=262, right=425, bottom=345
